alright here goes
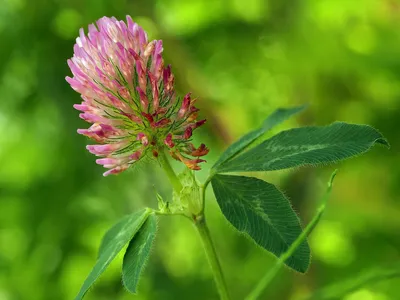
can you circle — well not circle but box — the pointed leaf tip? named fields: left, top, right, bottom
left=376, top=137, right=390, bottom=148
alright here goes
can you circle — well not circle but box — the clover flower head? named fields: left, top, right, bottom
left=66, top=16, right=208, bottom=176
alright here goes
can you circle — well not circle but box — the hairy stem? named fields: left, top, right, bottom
left=246, top=170, right=338, bottom=300
left=158, top=155, right=229, bottom=299
left=195, top=216, right=230, bottom=300
left=159, top=150, right=183, bottom=193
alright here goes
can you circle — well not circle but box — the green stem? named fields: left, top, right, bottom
left=199, top=176, right=212, bottom=215
left=304, top=263, right=400, bottom=300
left=245, top=170, right=338, bottom=300
left=158, top=154, right=229, bottom=299
left=195, top=216, right=230, bottom=300
left=159, top=150, right=183, bottom=193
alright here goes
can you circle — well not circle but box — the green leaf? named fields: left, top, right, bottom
left=216, top=122, right=389, bottom=173
left=122, top=214, right=157, bottom=294
left=244, top=170, right=338, bottom=300
left=211, top=174, right=310, bottom=273
left=75, top=208, right=151, bottom=300
left=212, top=105, right=306, bottom=171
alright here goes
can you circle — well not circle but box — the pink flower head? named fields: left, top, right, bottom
left=67, top=16, right=207, bottom=176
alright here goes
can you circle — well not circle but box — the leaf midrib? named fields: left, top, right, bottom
left=216, top=176, right=292, bottom=250
left=220, top=137, right=377, bottom=171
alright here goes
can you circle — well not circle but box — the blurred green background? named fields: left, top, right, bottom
left=1, top=0, right=399, bottom=299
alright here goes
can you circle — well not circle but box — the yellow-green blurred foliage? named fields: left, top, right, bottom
left=0, top=0, right=399, bottom=299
